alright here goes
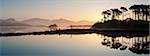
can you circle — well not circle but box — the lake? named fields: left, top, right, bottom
left=1, top=34, right=149, bottom=56
left=0, top=26, right=149, bottom=56
left=0, top=26, right=90, bottom=33
left=0, top=26, right=49, bottom=33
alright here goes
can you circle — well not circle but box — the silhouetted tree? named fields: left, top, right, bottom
left=48, top=24, right=58, bottom=31
left=129, top=4, right=150, bottom=21
left=101, top=10, right=111, bottom=21
left=129, top=5, right=139, bottom=20
left=110, top=9, right=122, bottom=20
left=102, top=11, right=108, bottom=21
left=120, top=7, right=128, bottom=19
left=142, top=5, right=150, bottom=21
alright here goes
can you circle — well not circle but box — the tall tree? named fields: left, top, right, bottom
left=120, top=7, right=128, bottom=19
left=130, top=5, right=150, bottom=21
left=129, top=5, right=150, bottom=21
left=129, top=5, right=138, bottom=20
left=144, top=5, right=150, bottom=21
left=110, top=9, right=122, bottom=20
left=101, top=10, right=111, bottom=21
left=102, top=11, right=108, bottom=21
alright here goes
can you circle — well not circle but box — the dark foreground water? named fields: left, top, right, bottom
left=0, top=34, right=149, bottom=56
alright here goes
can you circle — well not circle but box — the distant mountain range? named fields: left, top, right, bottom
left=0, top=18, right=94, bottom=26
left=22, top=18, right=94, bottom=26
left=0, top=18, right=30, bottom=26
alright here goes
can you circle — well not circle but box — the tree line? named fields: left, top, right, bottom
left=101, top=4, right=150, bottom=21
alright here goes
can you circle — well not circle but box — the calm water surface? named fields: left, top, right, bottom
left=1, top=34, right=149, bottom=56
left=0, top=26, right=149, bottom=56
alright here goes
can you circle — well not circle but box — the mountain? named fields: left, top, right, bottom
left=23, top=18, right=94, bottom=26
left=23, top=18, right=53, bottom=25
left=50, top=19, right=76, bottom=26
left=51, top=18, right=73, bottom=23
left=75, top=20, right=94, bottom=25
left=0, top=18, right=30, bottom=26
left=22, top=18, right=73, bottom=26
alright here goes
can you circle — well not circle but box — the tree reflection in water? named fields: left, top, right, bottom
left=99, top=31, right=149, bottom=54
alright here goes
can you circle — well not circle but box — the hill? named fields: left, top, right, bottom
left=23, top=18, right=94, bottom=26
left=0, top=18, right=30, bottom=26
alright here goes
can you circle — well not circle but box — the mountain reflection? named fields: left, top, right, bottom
left=0, top=26, right=49, bottom=33
left=99, top=32, right=149, bottom=54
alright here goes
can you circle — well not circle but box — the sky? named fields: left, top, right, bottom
left=0, top=0, right=149, bottom=22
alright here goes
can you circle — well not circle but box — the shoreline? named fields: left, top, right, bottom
left=0, top=29, right=149, bottom=37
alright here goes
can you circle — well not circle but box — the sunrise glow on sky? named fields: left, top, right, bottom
left=0, top=0, right=149, bottom=22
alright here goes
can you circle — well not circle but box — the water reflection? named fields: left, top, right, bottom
left=99, top=32, right=149, bottom=54
left=1, top=31, right=149, bottom=56
left=0, top=26, right=49, bottom=33
left=0, top=26, right=28, bottom=33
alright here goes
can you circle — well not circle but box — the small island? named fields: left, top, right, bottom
left=91, top=4, right=149, bottom=31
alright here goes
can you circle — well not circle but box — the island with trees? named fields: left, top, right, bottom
left=91, top=4, right=150, bottom=31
